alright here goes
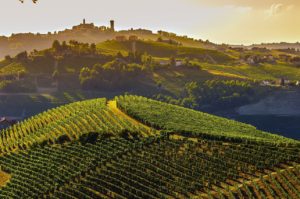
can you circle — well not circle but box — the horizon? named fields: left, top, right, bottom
left=1, top=19, right=300, bottom=46
left=1, top=0, right=300, bottom=45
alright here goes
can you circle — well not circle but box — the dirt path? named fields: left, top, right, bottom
left=107, top=100, right=155, bottom=136
left=0, top=171, right=10, bottom=187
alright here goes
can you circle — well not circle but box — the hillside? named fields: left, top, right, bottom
left=0, top=95, right=299, bottom=198
left=0, top=21, right=214, bottom=60
left=97, top=40, right=233, bottom=63
left=231, top=42, right=300, bottom=51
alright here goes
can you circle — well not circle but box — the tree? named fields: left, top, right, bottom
left=157, top=37, right=163, bottom=42
left=19, top=0, right=38, bottom=3
left=170, top=56, right=176, bottom=67
left=116, top=51, right=123, bottom=59
left=4, top=55, right=12, bottom=62
left=16, top=51, right=28, bottom=62
left=90, top=43, right=97, bottom=53
left=79, top=67, right=91, bottom=84
left=142, top=52, right=153, bottom=67
left=52, top=70, right=59, bottom=80
left=61, top=41, right=68, bottom=50
left=184, top=57, right=190, bottom=66
left=52, top=40, right=61, bottom=52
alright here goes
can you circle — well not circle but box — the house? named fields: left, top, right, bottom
left=260, top=80, right=271, bottom=86
left=175, top=60, right=184, bottom=67
left=278, top=78, right=290, bottom=86
left=129, top=35, right=138, bottom=41
left=159, top=59, right=184, bottom=67
left=279, top=54, right=291, bottom=62
left=115, top=35, right=127, bottom=42
left=159, top=60, right=169, bottom=66
left=290, top=57, right=300, bottom=66
left=246, top=57, right=256, bottom=65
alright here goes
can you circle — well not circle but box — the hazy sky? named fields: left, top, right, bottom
left=1, top=0, right=299, bottom=45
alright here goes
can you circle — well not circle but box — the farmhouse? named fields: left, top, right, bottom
left=115, top=35, right=127, bottom=42
left=129, top=35, right=138, bottom=41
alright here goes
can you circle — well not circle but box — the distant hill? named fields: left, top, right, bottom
left=231, top=42, right=300, bottom=51
left=97, top=40, right=233, bottom=63
left=0, top=95, right=298, bottom=198
left=0, top=20, right=215, bottom=59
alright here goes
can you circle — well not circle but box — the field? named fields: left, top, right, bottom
left=0, top=95, right=299, bottom=198
left=116, top=95, right=296, bottom=143
left=0, top=62, right=26, bottom=79
left=97, top=40, right=234, bottom=64
left=200, top=63, right=300, bottom=81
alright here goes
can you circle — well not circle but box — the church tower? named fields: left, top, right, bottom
left=110, top=20, right=115, bottom=31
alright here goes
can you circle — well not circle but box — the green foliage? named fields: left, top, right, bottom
left=0, top=62, right=26, bottom=76
left=0, top=133, right=299, bottom=198
left=0, top=97, right=155, bottom=154
left=79, top=60, right=144, bottom=90
left=97, top=40, right=233, bottom=63
left=79, top=132, right=99, bottom=145
left=15, top=51, right=28, bottom=62
left=55, top=134, right=71, bottom=145
left=116, top=95, right=299, bottom=144
left=0, top=95, right=298, bottom=198
left=52, top=40, right=61, bottom=52
left=182, top=80, right=264, bottom=110
left=0, top=79, right=36, bottom=93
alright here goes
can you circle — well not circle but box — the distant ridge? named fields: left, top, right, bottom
left=0, top=20, right=214, bottom=59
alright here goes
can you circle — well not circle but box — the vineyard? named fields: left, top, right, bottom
left=115, top=95, right=298, bottom=144
left=0, top=95, right=299, bottom=198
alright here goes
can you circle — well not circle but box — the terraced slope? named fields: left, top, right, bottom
left=0, top=96, right=298, bottom=198
left=0, top=133, right=299, bottom=198
left=97, top=40, right=233, bottom=63
left=116, top=95, right=297, bottom=144
left=0, top=98, right=155, bottom=155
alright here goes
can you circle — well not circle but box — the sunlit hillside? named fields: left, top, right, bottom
left=0, top=95, right=298, bottom=198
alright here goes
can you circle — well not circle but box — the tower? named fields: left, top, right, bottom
left=110, top=20, right=115, bottom=31
left=83, top=18, right=86, bottom=25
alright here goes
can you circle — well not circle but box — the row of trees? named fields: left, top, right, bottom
left=154, top=80, right=269, bottom=111
left=79, top=60, right=145, bottom=90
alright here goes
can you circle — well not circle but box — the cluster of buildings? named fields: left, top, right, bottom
left=260, top=78, right=300, bottom=87
left=158, top=59, right=184, bottom=67
left=115, top=35, right=138, bottom=42
left=71, top=19, right=115, bottom=32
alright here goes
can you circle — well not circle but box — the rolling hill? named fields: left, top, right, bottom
left=0, top=95, right=299, bottom=198
left=0, top=21, right=214, bottom=60
left=97, top=40, right=233, bottom=64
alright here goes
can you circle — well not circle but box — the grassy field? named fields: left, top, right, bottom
left=97, top=40, right=233, bottom=63
left=199, top=62, right=300, bottom=81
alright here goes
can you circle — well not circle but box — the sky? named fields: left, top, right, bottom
left=0, top=0, right=299, bottom=45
